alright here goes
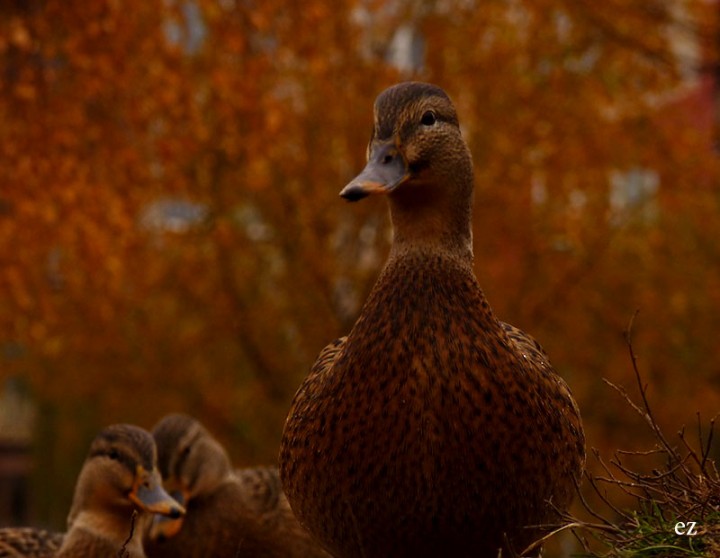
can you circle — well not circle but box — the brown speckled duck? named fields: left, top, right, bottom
left=0, top=424, right=184, bottom=558
left=144, top=413, right=329, bottom=558
left=279, top=82, right=585, bottom=558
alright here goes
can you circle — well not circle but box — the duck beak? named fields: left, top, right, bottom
left=340, top=139, right=410, bottom=202
left=147, top=489, right=186, bottom=542
left=129, top=466, right=185, bottom=519
left=149, top=513, right=184, bottom=542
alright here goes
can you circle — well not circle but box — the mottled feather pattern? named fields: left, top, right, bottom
left=312, top=337, right=347, bottom=377
left=500, top=321, right=549, bottom=362
left=282, top=254, right=584, bottom=557
left=235, top=467, right=284, bottom=515
left=0, top=528, right=63, bottom=558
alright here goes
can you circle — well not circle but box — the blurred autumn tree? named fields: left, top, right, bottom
left=0, top=0, right=718, bottom=530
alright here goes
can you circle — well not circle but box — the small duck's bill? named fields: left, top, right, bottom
left=128, top=467, right=186, bottom=518
left=147, top=488, right=187, bottom=542
left=340, top=140, right=410, bottom=201
left=148, top=514, right=185, bottom=542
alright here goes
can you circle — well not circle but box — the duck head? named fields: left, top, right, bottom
left=66, top=424, right=185, bottom=531
left=149, top=413, right=233, bottom=542
left=340, top=82, right=475, bottom=256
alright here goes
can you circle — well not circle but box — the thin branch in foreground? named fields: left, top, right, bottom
left=520, top=522, right=592, bottom=556
left=623, top=309, right=677, bottom=457
left=118, top=510, right=137, bottom=558
left=545, top=311, right=720, bottom=557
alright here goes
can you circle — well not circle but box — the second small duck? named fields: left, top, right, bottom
left=144, top=413, right=329, bottom=558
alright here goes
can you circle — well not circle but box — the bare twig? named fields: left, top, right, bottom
left=700, top=414, right=718, bottom=474
left=576, top=471, right=617, bottom=526
left=561, top=311, right=720, bottom=556
left=623, top=310, right=677, bottom=458
left=118, top=510, right=137, bottom=558
left=520, top=522, right=593, bottom=556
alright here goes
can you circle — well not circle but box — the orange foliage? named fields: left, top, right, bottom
left=0, top=0, right=718, bottom=529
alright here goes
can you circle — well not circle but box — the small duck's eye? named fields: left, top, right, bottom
left=108, top=449, right=120, bottom=461
left=420, top=111, right=437, bottom=126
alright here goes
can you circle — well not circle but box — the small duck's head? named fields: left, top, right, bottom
left=148, top=413, right=232, bottom=542
left=66, top=424, right=185, bottom=528
left=341, top=82, right=474, bottom=253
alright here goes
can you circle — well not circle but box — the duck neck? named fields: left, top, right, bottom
left=188, top=438, right=234, bottom=499
left=65, top=507, right=148, bottom=556
left=388, top=182, right=474, bottom=264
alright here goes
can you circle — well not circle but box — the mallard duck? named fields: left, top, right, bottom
left=0, top=424, right=183, bottom=558
left=0, top=527, right=62, bottom=557
left=144, top=413, right=329, bottom=558
left=279, top=81, right=586, bottom=558
left=61, top=424, right=184, bottom=557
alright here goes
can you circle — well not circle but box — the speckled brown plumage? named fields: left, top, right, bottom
left=144, top=413, right=329, bottom=558
left=0, top=527, right=62, bottom=557
left=54, top=424, right=183, bottom=558
left=279, top=81, right=585, bottom=558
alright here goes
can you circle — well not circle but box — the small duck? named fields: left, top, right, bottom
left=280, top=82, right=585, bottom=558
left=0, top=424, right=184, bottom=558
left=58, top=423, right=184, bottom=557
left=144, top=413, right=329, bottom=558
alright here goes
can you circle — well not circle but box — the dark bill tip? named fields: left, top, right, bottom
left=339, top=184, right=371, bottom=202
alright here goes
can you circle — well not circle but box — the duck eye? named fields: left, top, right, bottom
left=108, top=449, right=120, bottom=461
left=420, top=111, right=437, bottom=126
